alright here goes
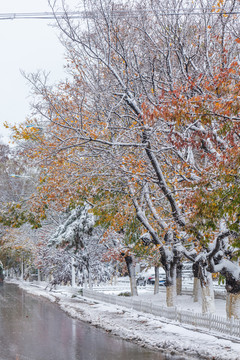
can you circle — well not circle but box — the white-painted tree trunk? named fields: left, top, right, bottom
left=193, top=277, right=200, bottom=302
left=166, top=284, right=177, bottom=307
left=88, top=269, right=93, bottom=290
left=71, top=257, right=76, bottom=287
left=20, top=259, right=24, bottom=281
left=176, top=264, right=182, bottom=295
left=37, top=269, right=41, bottom=282
left=226, top=293, right=240, bottom=319
left=201, top=274, right=215, bottom=313
left=129, top=263, right=138, bottom=296
left=176, top=277, right=182, bottom=295
left=84, top=270, right=88, bottom=289
left=166, top=266, right=177, bottom=307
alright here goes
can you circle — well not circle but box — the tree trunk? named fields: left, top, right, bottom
left=109, top=275, right=114, bottom=285
left=226, top=293, right=240, bottom=319
left=125, top=255, right=138, bottom=296
left=154, top=266, right=159, bottom=295
left=176, top=263, right=182, bottom=295
left=166, top=265, right=177, bottom=307
left=38, top=269, right=41, bottom=282
left=84, top=270, right=88, bottom=289
left=88, top=269, right=93, bottom=290
left=201, top=273, right=215, bottom=314
left=193, top=277, right=200, bottom=302
left=20, top=259, right=24, bottom=281
left=159, top=233, right=182, bottom=307
left=71, top=257, right=76, bottom=287
left=225, top=275, right=240, bottom=319
left=192, top=262, right=200, bottom=302
left=166, top=284, right=177, bottom=307
left=129, top=263, right=138, bottom=296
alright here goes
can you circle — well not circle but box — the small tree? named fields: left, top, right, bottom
left=49, top=204, right=114, bottom=287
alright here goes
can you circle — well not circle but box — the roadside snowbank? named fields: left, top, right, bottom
left=7, top=279, right=240, bottom=360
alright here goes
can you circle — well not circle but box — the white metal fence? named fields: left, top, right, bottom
left=82, top=289, right=240, bottom=339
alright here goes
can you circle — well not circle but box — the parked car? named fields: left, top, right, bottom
left=146, top=273, right=155, bottom=284
left=137, top=267, right=166, bottom=286
left=147, top=275, right=166, bottom=286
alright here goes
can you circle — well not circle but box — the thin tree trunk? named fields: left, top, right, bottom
left=84, top=270, right=88, bottom=289
left=71, top=257, right=76, bottom=287
left=38, top=269, right=41, bottom=282
left=88, top=269, right=93, bottom=290
left=154, top=266, right=159, bottom=295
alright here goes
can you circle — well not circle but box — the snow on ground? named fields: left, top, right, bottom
left=6, top=279, right=240, bottom=360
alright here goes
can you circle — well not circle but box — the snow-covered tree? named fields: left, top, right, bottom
left=49, top=205, right=114, bottom=287
left=36, top=244, right=72, bottom=288
left=7, top=0, right=240, bottom=314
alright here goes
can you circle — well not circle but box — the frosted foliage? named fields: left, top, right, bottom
left=37, top=246, right=72, bottom=288
left=49, top=205, right=95, bottom=248
left=46, top=205, right=114, bottom=286
left=73, top=226, right=114, bottom=285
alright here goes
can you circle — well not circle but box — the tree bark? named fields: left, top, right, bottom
left=226, top=293, right=240, bottom=319
left=154, top=266, right=159, bottom=295
left=193, top=278, right=200, bottom=302
left=88, top=271, right=93, bottom=290
left=193, top=262, right=200, bottom=302
left=166, top=265, right=177, bottom=307
left=176, top=262, right=182, bottom=295
left=166, top=284, right=177, bottom=307
left=224, top=273, right=240, bottom=319
left=125, top=255, right=138, bottom=296
left=201, top=273, right=215, bottom=314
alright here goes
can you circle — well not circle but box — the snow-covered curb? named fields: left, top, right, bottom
left=6, top=280, right=240, bottom=360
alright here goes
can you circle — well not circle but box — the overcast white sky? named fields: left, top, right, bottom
left=0, top=0, right=77, bottom=144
